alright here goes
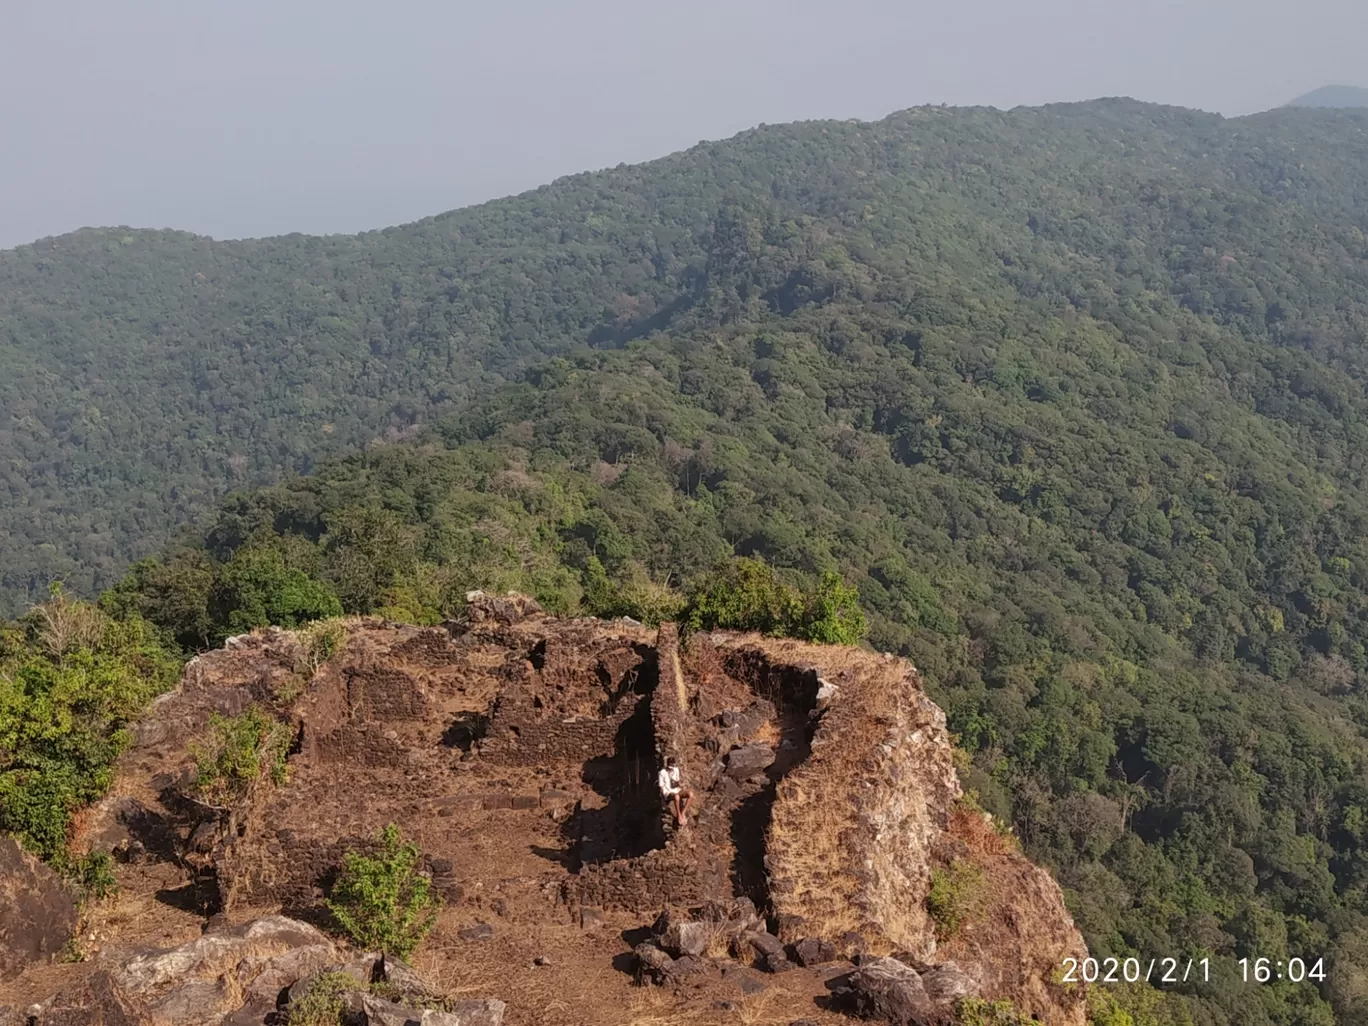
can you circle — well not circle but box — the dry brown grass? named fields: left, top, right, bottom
left=621, top=986, right=703, bottom=1025
left=946, top=801, right=1020, bottom=860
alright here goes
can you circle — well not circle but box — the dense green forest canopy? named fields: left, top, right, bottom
left=5, top=98, right=1368, bottom=615
left=8, top=98, right=1368, bottom=1024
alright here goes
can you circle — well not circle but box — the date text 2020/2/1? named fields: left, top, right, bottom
left=1061, top=957, right=1209, bottom=985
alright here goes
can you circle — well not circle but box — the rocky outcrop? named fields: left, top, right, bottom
left=7, top=598, right=1086, bottom=1025
left=20, top=916, right=502, bottom=1026
left=0, top=837, right=77, bottom=979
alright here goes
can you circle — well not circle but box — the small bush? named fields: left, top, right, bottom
left=327, top=824, right=439, bottom=958
left=285, top=971, right=353, bottom=1026
left=926, top=860, right=984, bottom=939
left=798, top=570, right=867, bottom=645
left=293, top=618, right=348, bottom=677
left=68, top=850, right=119, bottom=903
left=958, top=998, right=1031, bottom=1026
left=190, top=707, right=292, bottom=808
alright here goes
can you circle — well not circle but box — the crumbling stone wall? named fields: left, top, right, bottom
left=478, top=635, right=654, bottom=767
left=479, top=687, right=647, bottom=767
left=572, top=844, right=728, bottom=911
left=756, top=646, right=959, bottom=955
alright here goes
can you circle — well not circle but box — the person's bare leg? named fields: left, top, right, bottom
left=679, top=791, right=693, bottom=823
left=671, top=794, right=682, bottom=824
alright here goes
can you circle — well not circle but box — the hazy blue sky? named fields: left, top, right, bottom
left=2, top=0, right=1364, bottom=248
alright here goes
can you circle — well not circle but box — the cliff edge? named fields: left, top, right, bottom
left=0, top=596, right=1086, bottom=1025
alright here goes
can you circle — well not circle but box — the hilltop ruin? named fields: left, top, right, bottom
left=1, top=595, right=1087, bottom=1025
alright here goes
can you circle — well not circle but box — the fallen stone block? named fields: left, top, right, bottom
left=836, top=957, right=935, bottom=1026
left=793, top=937, right=837, bottom=967
left=724, top=744, right=776, bottom=779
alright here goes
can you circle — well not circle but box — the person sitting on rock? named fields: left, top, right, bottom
left=657, top=756, right=693, bottom=826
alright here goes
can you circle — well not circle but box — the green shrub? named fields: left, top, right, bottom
left=214, top=542, right=343, bottom=636
left=799, top=570, right=867, bottom=645
left=958, top=998, right=1031, bottom=1025
left=327, top=824, right=439, bottom=958
left=927, top=861, right=984, bottom=939
left=582, top=557, right=686, bottom=625
left=683, top=558, right=867, bottom=645
left=293, top=618, right=348, bottom=677
left=285, top=971, right=353, bottom=1025
left=684, top=557, right=804, bottom=635
left=190, top=707, right=292, bottom=808
left=68, top=850, right=119, bottom=903
left=0, top=595, right=179, bottom=863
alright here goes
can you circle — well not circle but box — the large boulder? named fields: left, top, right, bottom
left=116, top=915, right=333, bottom=998
left=723, top=744, right=776, bottom=779
left=0, top=836, right=78, bottom=979
left=357, top=993, right=505, bottom=1026
left=837, top=957, right=938, bottom=1026
left=34, top=972, right=150, bottom=1026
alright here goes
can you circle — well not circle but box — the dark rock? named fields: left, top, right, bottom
left=533, top=955, right=551, bottom=967
left=458, top=923, right=494, bottom=942
left=765, top=956, right=797, bottom=973
left=668, top=955, right=710, bottom=978
left=633, top=942, right=675, bottom=985
left=363, top=993, right=508, bottom=1026
left=37, top=971, right=150, bottom=1026
left=659, top=919, right=714, bottom=957
left=0, top=836, right=79, bottom=980
left=736, top=699, right=777, bottom=737
left=731, top=970, right=768, bottom=995
left=735, top=930, right=785, bottom=964
left=840, top=957, right=935, bottom=1026
left=793, top=937, right=837, bottom=967
left=724, top=744, right=776, bottom=779
left=376, top=953, right=441, bottom=1002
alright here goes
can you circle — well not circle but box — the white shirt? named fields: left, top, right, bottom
left=657, top=765, right=682, bottom=798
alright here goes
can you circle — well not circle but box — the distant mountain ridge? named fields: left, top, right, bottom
left=1286, top=84, right=1368, bottom=108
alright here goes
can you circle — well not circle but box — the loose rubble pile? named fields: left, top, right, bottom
left=631, top=898, right=982, bottom=1025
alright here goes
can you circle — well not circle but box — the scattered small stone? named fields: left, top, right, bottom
left=458, top=923, right=494, bottom=942
left=733, top=971, right=768, bottom=995
left=533, top=955, right=552, bottom=967
left=793, top=937, right=837, bottom=967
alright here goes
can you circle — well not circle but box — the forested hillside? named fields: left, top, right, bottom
left=5, top=99, right=1368, bottom=615
left=8, top=98, right=1368, bottom=1024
